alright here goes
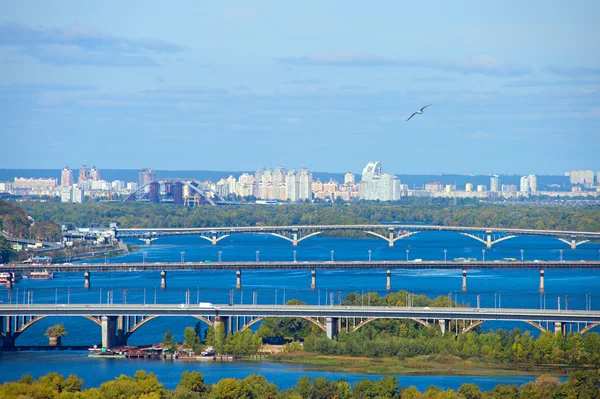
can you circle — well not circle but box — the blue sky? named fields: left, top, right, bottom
left=1, top=1, right=599, bottom=175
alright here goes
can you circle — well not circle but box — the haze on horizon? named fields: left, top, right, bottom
left=1, top=1, right=599, bottom=175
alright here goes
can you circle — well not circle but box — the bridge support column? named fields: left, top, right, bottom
left=84, top=272, right=91, bottom=290
left=486, top=233, right=492, bottom=249
left=386, top=269, right=391, bottom=292
left=311, top=269, right=316, bottom=291
left=116, top=316, right=127, bottom=347
left=160, top=271, right=167, bottom=290
left=211, top=233, right=218, bottom=246
left=145, top=239, right=152, bottom=245
left=292, top=233, right=298, bottom=246
left=462, top=269, right=467, bottom=292
left=5, top=273, right=13, bottom=289
left=438, top=319, right=450, bottom=336
left=326, top=317, right=339, bottom=340
left=1, top=316, right=15, bottom=348
left=101, top=316, right=117, bottom=349
left=236, top=270, right=242, bottom=290
left=539, top=269, right=545, bottom=294
left=554, top=321, right=566, bottom=335
left=570, top=240, right=576, bottom=250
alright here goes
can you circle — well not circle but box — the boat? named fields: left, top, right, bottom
left=0, top=272, right=22, bottom=284
left=24, top=270, right=54, bottom=279
left=201, top=346, right=216, bottom=356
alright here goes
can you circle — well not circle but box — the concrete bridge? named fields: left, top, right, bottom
left=3, top=260, right=600, bottom=294
left=1, top=303, right=599, bottom=348
left=114, top=224, right=600, bottom=249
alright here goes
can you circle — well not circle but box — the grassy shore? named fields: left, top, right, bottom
left=267, top=352, right=590, bottom=377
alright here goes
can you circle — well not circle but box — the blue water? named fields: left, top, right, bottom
left=1, top=232, right=598, bottom=389
left=0, top=351, right=558, bottom=391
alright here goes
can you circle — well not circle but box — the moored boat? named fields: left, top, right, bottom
left=24, top=270, right=54, bottom=279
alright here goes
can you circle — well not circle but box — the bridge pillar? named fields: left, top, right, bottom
left=116, top=316, right=127, bottom=347
left=386, top=269, right=391, bottom=292
left=311, top=269, right=316, bottom=291
left=554, top=321, right=566, bottom=335
left=145, top=239, right=152, bottom=245
left=539, top=269, right=545, bottom=294
left=462, top=269, right=467, bottom=292
left=486, top=234, right=492, bottom=249
left=570, top=240, right=576, bottom=250
left=292, top=233, right=299, bottom=246
left=236, top=270, right=242, bottom=290
left=326, top=317, right=339, bottom=340
left=210, top=232, right=218, bottom=246
left=101, top=316, right=117, bottom=349
left=160, top=271, right=167, bottom=290
left=387, top=231, right=394, bottom=247
left=84, top=271, right=91, bottom=289
left=5, top=273, right=13, bottom=289
left=438, top=319, right=450, bottom=335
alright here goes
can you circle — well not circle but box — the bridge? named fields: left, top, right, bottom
left=114, top=224, right=600, bottom=248
left=1, top=304, right=599, bottom=349
left=3, top=260, right=600, bottom=294
left=123, top=179, right=225, bottom=206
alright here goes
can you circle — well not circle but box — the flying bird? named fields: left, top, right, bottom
left=406, top=104, right=432, bottom=121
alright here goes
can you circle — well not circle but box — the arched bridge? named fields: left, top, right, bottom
left=123, top=179, right=225, bottom=206
left=1, top=304, right=599, bottom=348
left=115, top=224, right=600, bottom=248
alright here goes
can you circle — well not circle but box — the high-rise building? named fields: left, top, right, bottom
left=237, top=173, right=255, bottom=197
left=528, top=174, right=537, bottom=193
left=344, top=173, right=355, bottom=184
left=359, top=161, right=400, bottom=201
left=477, top=185, right=487, bottom=192
left=519, top=176, right=530, bottom=193
left=490, top=175, right=500, bottom=193
left=568, top=170, right=594, bottom=185
left=465, top=183, right=473, bottom=192
left=90, top=166, right=101, bottom=181
left=298, top=167, right=312, bottom=201
left=138, top=168, right=155, bottom=187
left=272, top=167, right=287, bottom=199
left=78, top=164, right=90, bottom=183
left=286, top=170, right=299, bottom=201
left=61, top=166, right=73, bottom=187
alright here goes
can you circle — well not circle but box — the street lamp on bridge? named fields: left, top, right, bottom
left=368, top=250, right=372, bottom=262
left=444, top=249, right=447, bottom=262
left=406, top=249, right=409, bottom=261
left=520, top=249, right=524, bottom=262
left=142, top=252, right=147, bottom=263
left=559, top=249, right=563, bottom=262
left=330, top=250, right=334, bottom=262
left=256, top=251, right=260, bottom=263
left=180, top=251, right=185, bottom=263
left=293, top=250, right=297, bottom=262
left=218, top=251, right=222, bottom=263
left=482, top=249, right=485, bottom=261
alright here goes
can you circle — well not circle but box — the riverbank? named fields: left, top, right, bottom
left=269, top=352, right=593, bottom=378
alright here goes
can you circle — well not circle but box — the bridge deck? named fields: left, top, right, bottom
left=1, top=304, right=599, bottom=323
left=2, top=260, right=600, bottom=273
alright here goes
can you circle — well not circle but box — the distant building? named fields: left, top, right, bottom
left=90, top=166, right=101, bottom=181
left=465, top=183, right=473, bottom=192
left=501, top=184, right=517, bottom=193
left=344, top=173, right=355, bottom=184
left=138, top=168, right=155, bottom=187
left=528, top=174, right=537, bottom=193
left=425, top=182, right=443, bottom=192
left=477, top=185, right=487, bottom=192
left=519, top=176, right=530, bottom=193
left=298, top=167, right=312, bottom=200
left=359, top=161, right=400, bottom=201
left=61, top=166, right=73, bottom=187
left=126, top=182, right=138, bottom=191
left=568, top=170, right=594, bottom=185
left=490, top=175, right=500, bottom=193
left=78, top=164, right=90, bottom=183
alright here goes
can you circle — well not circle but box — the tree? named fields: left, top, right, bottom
left=44, top=324, right=67, bottom=338
left=457, top=383, right=482, bottom=399
left=177, top=371, right=207, bottom=394
left=183, top=326, right=202, bottom=353
left=163, top=330, right=176, bottom=352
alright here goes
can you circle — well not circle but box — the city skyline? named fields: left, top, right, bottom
left=1, top=1, right=599, bottom=174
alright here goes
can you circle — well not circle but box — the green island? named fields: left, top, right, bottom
left=1, top=369, right=599, bottom=398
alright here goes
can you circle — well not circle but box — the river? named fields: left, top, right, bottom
left=1, top=232, right=598, bottom=389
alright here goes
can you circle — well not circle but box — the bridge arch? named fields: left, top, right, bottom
left=353, top=317, right=430, bottom=332
left=123, top=179, right=224, bottom=206
left=238, top=316, right=326, bottom=333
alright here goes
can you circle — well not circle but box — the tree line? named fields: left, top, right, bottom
left=15, top=200, right=600, bottom=232
left=1, top=369, right=598, bottom=399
